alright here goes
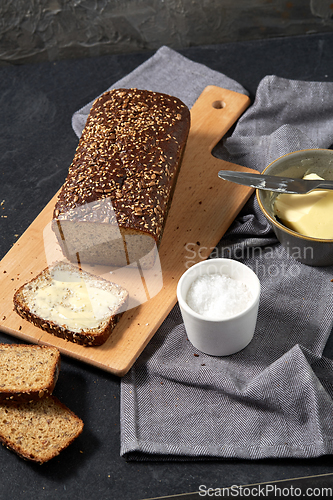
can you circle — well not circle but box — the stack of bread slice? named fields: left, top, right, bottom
left=0, top=343, right=83, bottom=463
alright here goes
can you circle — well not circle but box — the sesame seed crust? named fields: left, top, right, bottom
left=52, top=88, right=190, bottom=265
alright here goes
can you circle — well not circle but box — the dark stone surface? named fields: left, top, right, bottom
left=2, top=0, right=333, bottom=65
left=0, top=33, right=333, bottom=500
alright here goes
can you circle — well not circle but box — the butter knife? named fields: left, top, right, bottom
left=218, top=170, right=333, bottom=194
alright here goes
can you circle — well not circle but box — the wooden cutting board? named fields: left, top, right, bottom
left=0, top=85, right=257, bottom=376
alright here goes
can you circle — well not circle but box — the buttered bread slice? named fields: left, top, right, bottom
left=13, top=261, right=129, bottom=346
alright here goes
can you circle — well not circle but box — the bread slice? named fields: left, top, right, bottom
left=0, top=344, right=60, bottom=402
left=13, top=261, right=129, bottom=346
left=0, top=395, right=83, bottom=463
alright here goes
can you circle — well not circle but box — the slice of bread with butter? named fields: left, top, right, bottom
left=13, top=261, right=129, bottom=346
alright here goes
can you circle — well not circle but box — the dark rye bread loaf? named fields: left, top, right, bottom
left=13, top=261, right=129, bottom=347
left=52, top=88, right=190, bottom=267
left=0, top=344, right=60, bottom=402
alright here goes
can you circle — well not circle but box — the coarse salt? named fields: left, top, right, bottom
left=186, top=273, right=252, bottom=319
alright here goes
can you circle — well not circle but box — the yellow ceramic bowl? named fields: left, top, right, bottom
left=256, top=149, right=333, bottom=267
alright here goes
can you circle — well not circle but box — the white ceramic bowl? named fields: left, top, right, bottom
left=177, top=258, right=260, bottom=356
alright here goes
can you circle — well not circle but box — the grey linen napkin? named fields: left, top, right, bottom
left=71, top=45, right=247, bottom=137
left=72, top=47, right=333, bottom=460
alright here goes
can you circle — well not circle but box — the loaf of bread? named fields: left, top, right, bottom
left=0, top=396, right=83, bottom=463
left=13, top=261, right=129, bottom=346
left=52, top=88, right=190, bottom=267
left=0, top=344, right=60, bottom=402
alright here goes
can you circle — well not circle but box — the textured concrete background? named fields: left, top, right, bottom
left=1, top=0, right=333, bottom=64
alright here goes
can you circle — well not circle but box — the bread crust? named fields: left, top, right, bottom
left=13, top=261, right=129, bottom=347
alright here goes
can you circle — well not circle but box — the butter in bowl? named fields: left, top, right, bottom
left=177, top=258, right=260, bottom=356
left=273, top=172, right=333, bottom=239
left=257, top=149, right=333, bottom=266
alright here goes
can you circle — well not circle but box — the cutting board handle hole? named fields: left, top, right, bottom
left=212, top=100, right=225, bottom=109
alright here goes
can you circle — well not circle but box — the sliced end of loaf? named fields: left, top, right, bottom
left=53, top=217, right=157, bottom=268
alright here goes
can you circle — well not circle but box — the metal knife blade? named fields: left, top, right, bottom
left=218, top=170, right=333, bottom=194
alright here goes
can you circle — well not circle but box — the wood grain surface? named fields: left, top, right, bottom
left=0, top=85, right=257, bottom=376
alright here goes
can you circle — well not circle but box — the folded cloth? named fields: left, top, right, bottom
left=217, top=75, right=333, bottom=171
left=71, top=45, right=247, bottom=137
left=72, top=46, right=333, bottom=460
